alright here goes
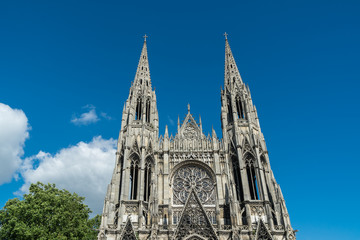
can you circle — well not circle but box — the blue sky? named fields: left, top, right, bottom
left=0, top=0, right=359, bottom=239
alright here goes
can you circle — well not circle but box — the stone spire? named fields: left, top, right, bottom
left=133, top=35, right=151, bottom=88
left=224, top=34, right=243, bottom=90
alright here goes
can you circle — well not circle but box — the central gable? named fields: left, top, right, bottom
left=177, top=105, right=203, bottom=139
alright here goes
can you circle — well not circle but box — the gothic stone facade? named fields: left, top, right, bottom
left=98, top=38, right=296, bottom=240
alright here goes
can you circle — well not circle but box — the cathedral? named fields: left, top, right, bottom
left=98, top=35, right=296, bottom=240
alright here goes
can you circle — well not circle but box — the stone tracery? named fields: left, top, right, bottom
left=172, top=165, right=215, bottom=205
left=173, top=190, right=218, bottom=240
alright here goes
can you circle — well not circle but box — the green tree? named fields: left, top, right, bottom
left=0, top=182, right=101, bottom=240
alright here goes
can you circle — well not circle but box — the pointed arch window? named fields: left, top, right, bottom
left=236, top=95, right=245, bottom=119
left=231, top=156, right=244, bottom=202
left=129, top=157, right=140, bottom=200
left=245, top=154, right=260, bottom=200
left=135, top=97, right=142, bottom=120
left=227, top=96, right=233, bottom=123
left=118, top=154, right=124, bottom=201
left=143, top=158, right=152, bottom=202
left=145, top=99, right=151, bottom=123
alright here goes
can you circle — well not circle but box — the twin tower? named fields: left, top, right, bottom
left=98, top=37, right=296, bottom=240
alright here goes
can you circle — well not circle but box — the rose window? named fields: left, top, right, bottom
left=172, top=165, right=215, bottom=205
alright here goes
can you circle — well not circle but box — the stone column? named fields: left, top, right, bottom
left=138, top=146, right=146, bottom=229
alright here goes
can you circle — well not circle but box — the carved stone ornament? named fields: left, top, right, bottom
left=255, top=219, right=273, bottom=240
left=243, top=139, right=255, bottom=156
left=125, top=204, right=138, bottom=214
left=99, top=231, right=106, bottom=240
left=173, top=189, right=218, bottom=240
left=120, top=218, right=137, bottom=240
left=251, top=206, right=264, bottom=216
left=172, top=165, right=215, bottom=205
left=183, top=123, right=199, bottom=139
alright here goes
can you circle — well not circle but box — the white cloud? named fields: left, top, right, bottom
left=167, top=115, right=175, bottom=126
left=0, top=103, right=116, bottom=214
left=71, top=105, right=112, bottom=125
left=100, top=112, right=112, bottom=120
left=71, top=105, right=100, bottom=125
left=0, top=103, right=29, bottom=184
left=19, top=136, right=117, bottom=214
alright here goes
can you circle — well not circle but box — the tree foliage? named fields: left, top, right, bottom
left=0, top=182, right=100, bottom=240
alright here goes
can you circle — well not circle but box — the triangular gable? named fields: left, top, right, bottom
left=131, top=139, right=141, bottom=156
left=120, top=217, right=137, bottom=240
left=255, top=219, right=273, bottom=240
left=173, top=189, right=218, bottom=240
left=178, top=113, right=202, bottom=139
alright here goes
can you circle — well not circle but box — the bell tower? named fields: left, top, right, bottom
left=220, top=35, right=295, bottom=239
left=99, top=36, right=159, bottom=239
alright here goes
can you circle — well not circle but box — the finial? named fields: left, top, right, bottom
left=143, top=34, right=148, bottom=42
left=165, top=125, right=169, bottom=138
left=212, top=125, right=217, bottom=138
left=224, top=32, right=228, bottom=40
left=187, top=103, right=190, bottom=113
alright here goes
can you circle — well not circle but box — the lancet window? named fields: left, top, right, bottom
left=245, top=154, right=260, bottom=200
left=143, top=158, right=152, bottom=202
left=223, top=202, right=231, bottom=225
left=129, top=157, right=140, bottom=200
left=118, top=154, right=124, bottom=201
left=231, top=156, right=244, bottom=202
left=227, top=96, right=233, bottom=123
left=145, top=99, right=151, bottom=123
left=236, top=95, right=245, bottom=119
left=135, top=97, right=142, bottom=120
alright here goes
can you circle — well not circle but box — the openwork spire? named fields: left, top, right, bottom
left=224, top=34, right=243, bottom=90
left=173, top=189, right=218, bottom=240
left=120, top=217, right=137, bottom=240
left=255, top=219, right=273, bottom=240
left=134, top=35, right=151, bottom=88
